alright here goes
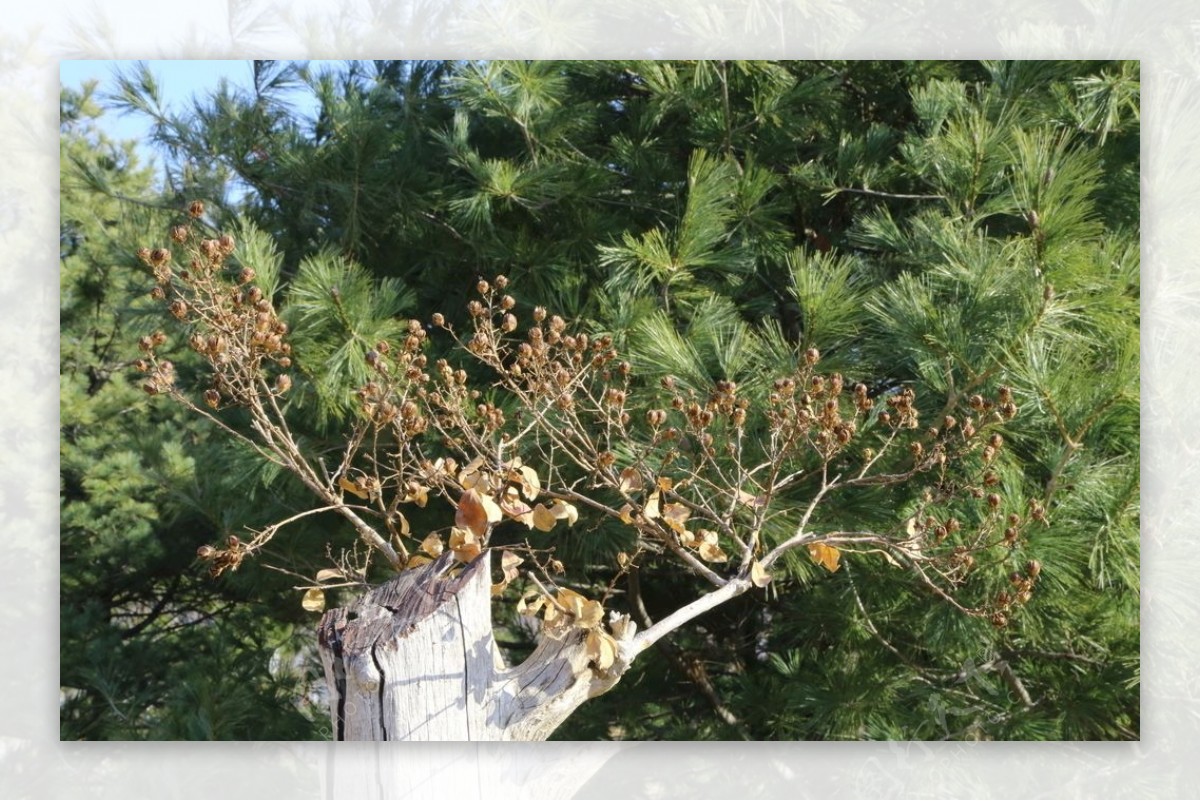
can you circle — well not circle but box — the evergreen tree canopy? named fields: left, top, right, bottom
left=64, top=59, right=1138, bottom=740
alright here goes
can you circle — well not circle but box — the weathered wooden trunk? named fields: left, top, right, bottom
left=317, top=551, right=624, bottom=741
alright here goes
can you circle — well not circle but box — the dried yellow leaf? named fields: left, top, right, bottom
left=662, top=502, right=690, bottom=534
left=500, top=549, right=523, bottom=582
left=517, top=592, right=545, bottom=617
left=403, top=483, right=429, bottom=508
left=618, top=467, right=643, bottom=494
left=531, top=503, right=558, bottom=532
left=420, top=533, right=444, bottom=557
left=532, top=501, right=554, bottom=532
left=301, top=588, right=326, bottom=612
left=644, top=490, right=661, bottom=520
left=737, top=489, right=768, bottom=508
left=618, top=504, right=635, bottom=524
left=586, top=629, right=618, bottom=670
left=388, top=512, right=411, bottom=537
left=456, top=488, right=499, bottom=538
left=750, top=561, right=772, bottom=587
left=338, top=475, right=369, bottom=499
left=449, top=526, right=482, bottom=562
left=807, top=542, right=842, bottom=572
left=315, top=568, right=344, bottom=583
left=549, top=500, right=579, bottom=526
left=517, top=465, right=541, bottom=501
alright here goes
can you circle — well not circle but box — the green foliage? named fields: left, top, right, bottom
left=60, top=87, right=325, bottom=740
left=65, top=60, right=1139, bottom=741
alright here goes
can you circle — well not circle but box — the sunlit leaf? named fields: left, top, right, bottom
left=315, top=568, right=344, bottom=582
left=532, top=503, right=558, bottom=532
left=403, top=483, right=429, bottom=507
left=586, top=629, right=619, bottom=670
left=516, top=465, right=541, bottom=500
left=750, top=561, right=772, bottom=587
left=517, top=591, right=545, bottom=617
left=737, top=489, right=768, bottom=508
left=449, top=526, right=482, bottom=562
left=808, top=542, right=842, bottom=572
left=420, top=533, right=444, bottom=557
left=456, top=487, right=498, bottom=537
left=549, top=499, right=579, bottom=526
left=500, top=486, right=535, bottom=526
left=459, top=456, right=493, bottom=492
left=339, top=475, right=368, bottom=499
left=301, top=588, right=326, bottom=612
left=662, top=502, right=690, bottom=534
left=644, top=490, right=662, bottom=520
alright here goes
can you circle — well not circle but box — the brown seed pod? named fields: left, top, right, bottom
left=805, top=347, right=820, bottom=365
left=431, top=312, right=446, bottom=327
left=204, top=389, right=220, bottom=409
left=187, top=200, right=205, bottom=218
left=196, top=544, right=217, bottom=559
left=476, top=279, right=490, bottom=295
left=494, top=274, right=509, bottom=289
left=987, top=493, right=1002, bottom=510
left=1026, top=559, right=1042, bottom=578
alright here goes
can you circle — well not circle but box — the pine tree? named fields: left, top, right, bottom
left=59, top=84, right=327, bottom=740
left=72, top=59, right=1138, bottom=740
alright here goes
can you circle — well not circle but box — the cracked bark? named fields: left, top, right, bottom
left=317, top=550, right=626, bottom=741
